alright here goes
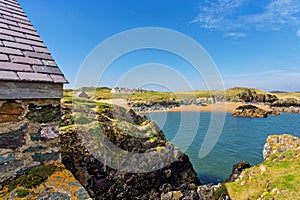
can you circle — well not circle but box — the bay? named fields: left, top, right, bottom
left=145, top=112, right=300, bottom=184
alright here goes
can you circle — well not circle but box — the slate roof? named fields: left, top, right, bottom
left=0, top=0, right=68, bottom=83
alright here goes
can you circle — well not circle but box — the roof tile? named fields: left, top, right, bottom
left=33, top=65, right=63, bottom=75
left=3, top=14, right=31, bottom=26
left=0, top=70, right=18, bottom=80
left=42, top=60, right=57, bottom=67
left=12, top=13, right=30, bottom=22
left=50, top=74, right=68, bottom=83
left=9, top=25, right=39, bottom=36
left=32, top=46, right=50, bottom=54
left=6, top=4, right=24, bottom=13
left=24, top=51, right=53, bottom=60
left=0, top=0, right=68, bottom=84
left=10, top=55, right=43, bottom=65
left=15, top=37, right=44, bottom=47
left=3, top=40, right=33, bottom=51
left=0, top=33, right=14, bottom=41
left=0, top=8, right=12, bottom=16
left=0, top=53, right=8, bottom=61
left=0, top=0, right=20, bottom=8
left=0, top=18, right=18, bottom=27
left=17, top=72, right=52, bottom=82
left=0, top=46, right=22, bottom=55
left=0, top=61, right=32, bottom=71
left=0, top=23, right=9, bottom=29
left=0, top=27, right=25, bottom=38
left=24, top=34, right=42, bottom=42
left=18, top=23, right=35, bottom=31
left=0, top=5, right=25, bottom=17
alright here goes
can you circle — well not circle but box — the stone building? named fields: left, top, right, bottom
left=0, top=0, right=68, bottom=183
left=74, top=91, right=90, bottom=99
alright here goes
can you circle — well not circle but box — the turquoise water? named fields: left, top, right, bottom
left=145, top=112, right=300, bottom=184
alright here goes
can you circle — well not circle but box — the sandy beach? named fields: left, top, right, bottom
left=97, top=99, right=271, bottom=113
left=139, top=102, right=270, bottom=113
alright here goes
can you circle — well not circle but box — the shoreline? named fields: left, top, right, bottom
left=137, top=102, right=271, bottom=114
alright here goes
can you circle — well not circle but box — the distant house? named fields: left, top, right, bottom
left=75, top=91, right=90, bottom=99
left=0, top=0, right=68, bottom=182
left=111, top=87, right=143, bottom=94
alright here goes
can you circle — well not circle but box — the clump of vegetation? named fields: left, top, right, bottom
left=96, top=102, right=112, bottom=113
left=8, top=165, right=56, bottom=194
left=17, top=189, right=29, bottom=197
left=212, top=184, right=228, bottom=198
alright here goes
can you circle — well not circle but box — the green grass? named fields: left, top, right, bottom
left=96, top=102, right=113, bottom=113
left=64, top=86, right=278, bottom=102
left=225, top=149, right=300, bottom=199
left=17, top=189, right=29, bottom=197
left=272, top=92, right=300, bottom=100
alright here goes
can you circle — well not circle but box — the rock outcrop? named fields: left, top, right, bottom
left=232, top=105, right=273, bottom=118
left=226, top=87, right=278, bottom=103
left=60, top=100, right=202, bottom=199
left=270, top=98, right=300, bottom=114
left=225, top=161, right=251, bottom=182
left=263, top=134, right=300, bottom=160
left=225, top=134, right=300, bottom=199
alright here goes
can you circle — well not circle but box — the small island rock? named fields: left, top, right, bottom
left=232, top=105, right=269, bottom=118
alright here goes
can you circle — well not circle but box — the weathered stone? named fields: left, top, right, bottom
left=23, top=145, right=46, bottom=153
left=0, top=101, right=22, bottom=123
left=0, top=123, right=27, bottom=150
left=0, top=159, right=23, bottom=176
left=0, top=154, right=16, bottom=164
left=32, top=151, right=60, bottom=163
left=30, top=132, right=41, bottom=141
left=181, top=190, right=199, bottom=200
left=161, top=191, right=183, bottom=200
left=26, top=104, right=61, bottom=123
left=40, top=126, right=59, bottom=140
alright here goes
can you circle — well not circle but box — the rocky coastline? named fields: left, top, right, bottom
left=128, top=99, right=210, bottom=112
left=1, top=94, right=299, bottom=199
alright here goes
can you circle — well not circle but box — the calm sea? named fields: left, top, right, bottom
left=145, top=112, right=300, bottom=184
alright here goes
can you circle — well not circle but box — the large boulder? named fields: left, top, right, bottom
left=225, top=161, right=251, bottom=182
left=232, top=105, right=268, bottom=118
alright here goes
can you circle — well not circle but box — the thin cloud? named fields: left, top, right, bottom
left=297, top=30, right=300, bottom=37
left=224, top=32, right=247, bottom=38
left=192, top=0, right=300, bottom=32
left=223, top=69, right=300, bottom=91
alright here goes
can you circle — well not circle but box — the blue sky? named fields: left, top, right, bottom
left=19, top=0, right=300, bottom=91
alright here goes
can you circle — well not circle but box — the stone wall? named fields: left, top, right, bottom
left=0, top=99, right=61, bottom=183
